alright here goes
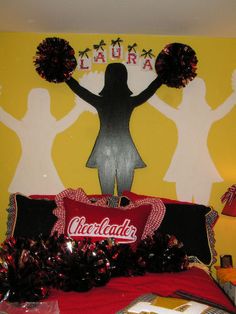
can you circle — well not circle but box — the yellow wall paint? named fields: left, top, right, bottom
left=0, top=32, right=236, bottom=268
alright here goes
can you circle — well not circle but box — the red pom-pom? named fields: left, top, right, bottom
left=34, top=37, right=77, bottom=83
left=155, top=43, right=198, bottom=88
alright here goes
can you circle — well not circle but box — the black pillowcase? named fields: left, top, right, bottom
left=13, top=194, right=57, bottom=238
left=158, top=203, right=212, bottom=265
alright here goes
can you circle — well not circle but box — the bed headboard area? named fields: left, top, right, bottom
left=6, top=188, right=218, bottom=267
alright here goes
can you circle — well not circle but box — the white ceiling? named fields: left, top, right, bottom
left=0, top=0, right=236, bottom=37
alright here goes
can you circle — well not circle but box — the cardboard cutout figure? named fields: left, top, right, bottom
left=34, top=39, right=197, bottom=196
left=148, top=74, right=236, bottom=204
left=0, top=88, right=95, bottom=194
left=66, top=63, right=162, bottom=195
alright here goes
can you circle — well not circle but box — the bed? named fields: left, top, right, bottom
left=1, top=188, right=236, bottom=314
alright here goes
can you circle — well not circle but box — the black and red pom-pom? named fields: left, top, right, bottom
left=34, top=37, right=77, bottom=83
left=0, top=231, right=188, bottom=303
left=155, top=43, right=198, bottom=88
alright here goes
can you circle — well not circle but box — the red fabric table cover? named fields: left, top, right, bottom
left=47, top=267, right=236, bottom=314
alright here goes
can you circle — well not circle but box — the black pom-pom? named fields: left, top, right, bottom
left=34, top=37, right=77, bottom=83
left=0, top=232, right=188, bottom=303
left=155, top=43, right=198, bottom=88
left=0, top=237, right=50, bottom=302
left=87, top=247, right=111, bottom=286
left=136, top=231, right=188, bottom=273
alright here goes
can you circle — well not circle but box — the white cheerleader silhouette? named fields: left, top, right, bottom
left=148, top=72, right=236, bottom=204
left=0, top=82, right=96, bottom=194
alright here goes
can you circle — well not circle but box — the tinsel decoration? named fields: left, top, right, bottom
left=155, top=43, right=198, bottom=88
left=34, top=37, right=77, bottom=83
left=97, top=239, right=146, bottom=277
left=136, top=231, right=188, bottom=273
left=0, top=232, right=188, bottom=303
left=0, top=237, right=50, bottom=302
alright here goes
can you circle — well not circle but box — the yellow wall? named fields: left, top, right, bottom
left=0, top=32, right=236, bottom=267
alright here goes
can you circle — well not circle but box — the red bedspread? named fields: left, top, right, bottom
left=47, top=267, right=236, bottom=314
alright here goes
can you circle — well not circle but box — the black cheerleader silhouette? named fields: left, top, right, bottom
left=66, top=63, right=162, bottom=195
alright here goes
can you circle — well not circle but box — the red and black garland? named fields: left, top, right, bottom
left=34, top=37, right=77, bottom=83
left=0, top=231, right=188, bottom=303
left=155, top=43, right=198, bottom=88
